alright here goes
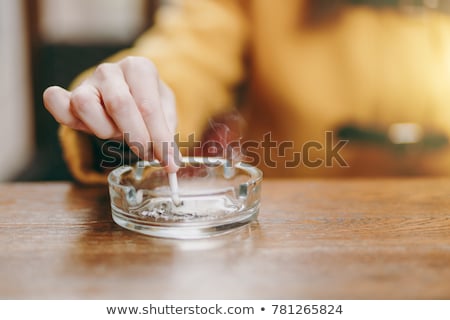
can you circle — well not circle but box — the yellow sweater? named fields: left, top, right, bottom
left=60, top=0, right=450, bottom=184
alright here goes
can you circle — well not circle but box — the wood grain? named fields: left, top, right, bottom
left=0, top=179, right=449, bottom=299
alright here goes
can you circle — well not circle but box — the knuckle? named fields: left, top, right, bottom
left=94, top=63, right=117, bottom=79
left=137, top=99, right=156, bottom=118
left=105, top=95, right=129, bottom=115
left=70, top=88, right=92, bottom=114
left=144, top=60, right=159, bottom=77
left=122, top=56, right=148, bottom=66
left=122, top=56, right=158, bottom=77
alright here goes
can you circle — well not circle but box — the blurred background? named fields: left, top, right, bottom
left=1, top=0, right=450, bottom=181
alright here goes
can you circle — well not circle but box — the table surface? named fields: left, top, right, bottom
left=0, top=179, right=449, bottom=299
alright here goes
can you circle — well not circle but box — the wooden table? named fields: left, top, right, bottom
left=0, top=179, right=449, bottom=299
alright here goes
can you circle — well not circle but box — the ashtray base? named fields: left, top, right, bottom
left=111, top=205, right=259, bottom=239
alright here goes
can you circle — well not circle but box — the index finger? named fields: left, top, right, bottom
left=120, top=57, right=180, bottom=172
left=89, top=63, right=152, bottom=161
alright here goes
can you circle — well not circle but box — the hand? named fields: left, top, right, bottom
left=43, top=56, right=179, bottom=173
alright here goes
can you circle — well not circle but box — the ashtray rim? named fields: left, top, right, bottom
left=107, top=156, right=263, bottom=191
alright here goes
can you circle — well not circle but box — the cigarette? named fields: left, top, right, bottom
left=168, top=172, right=182, bottom=206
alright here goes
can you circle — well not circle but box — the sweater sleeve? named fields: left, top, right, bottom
left=59, top=0, right=249, bottom=184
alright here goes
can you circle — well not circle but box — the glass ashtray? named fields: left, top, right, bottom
left=108, top=157, right=262, bottom=239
